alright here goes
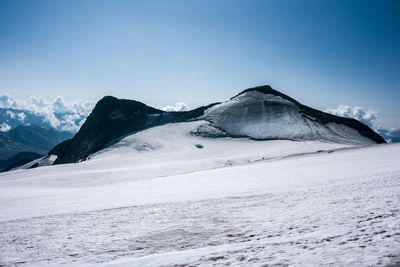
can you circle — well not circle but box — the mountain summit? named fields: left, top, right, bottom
left=201, top=85, right=385, bottom=144
left=52, top=85, right=384, bottom=165
left=53, top=96, right=215, bottom=164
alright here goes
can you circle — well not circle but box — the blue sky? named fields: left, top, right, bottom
left=0, top=0, right=399, bottom=127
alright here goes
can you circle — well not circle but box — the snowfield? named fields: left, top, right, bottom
left=0, top=121, right=399, bottom=266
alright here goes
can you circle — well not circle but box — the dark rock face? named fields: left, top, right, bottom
left=54, top=96, right=216, bottom=164
left=48, top=139, right=72, bottom=156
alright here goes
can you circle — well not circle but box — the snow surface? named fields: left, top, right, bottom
left=201, top=91, right=375, bottom=145
left=0, top=121, right=399, bottom=266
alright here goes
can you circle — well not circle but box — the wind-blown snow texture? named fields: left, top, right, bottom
left=202, top=90, right=377, bottom=145
left=0, top=121, right=399, bottom=266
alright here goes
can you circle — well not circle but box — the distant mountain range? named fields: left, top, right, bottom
left=0, top=103, right=86, bottom=170
left=0, top=124, right=72, bottom=165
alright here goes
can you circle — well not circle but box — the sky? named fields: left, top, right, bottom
left=0, top=0, right=399, bottom=128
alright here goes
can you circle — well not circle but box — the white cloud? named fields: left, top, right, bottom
left=28, top=96, right=47, bottom=109
left=6, top=110, right=25, bottom=122
left=0, top=122, right=11, bottom=132
left=0, top=93, right=95, bottom=132
left=17, top=112, right=25, bottom=121
left=0, top=94, right=25, bottom=110
left=34, top=107, right=61, bottom=129
left=58, top=113, right=86, bottom=132
left=52, top=96, right=69, bottom=113
left=160, top=102, right=189, bottom=112
left=325, top=105, right=378, bottom=129
left=6, top=110, right=15, bottom=119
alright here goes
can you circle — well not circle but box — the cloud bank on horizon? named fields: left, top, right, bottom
left=159, top=102, right=189, bottom=112
left=325, top=105, right=400, bottom=142
left=325, top=105, right=378, bottom=129
left=0, top=93, right=95, bottom=132
left=0, top=93, right=191, bottom=132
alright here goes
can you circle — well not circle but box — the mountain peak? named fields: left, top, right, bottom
left=238, top=85, right=275, bottom=94
left=98, top=95, right=118, bottom=103
left=54, top=97, right=213, bottom=164
left=203, top=85, right=385, bottom=144
left=232, top=85, right=299, bottom=104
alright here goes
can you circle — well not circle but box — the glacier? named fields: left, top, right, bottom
left=0, top=121, right=399, bottom=266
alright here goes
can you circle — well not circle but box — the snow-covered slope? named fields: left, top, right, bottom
left=0, top=121, right=399, bottom=266
left=202, top=90, right=376, bottom=145
left=0, top=121, right=349, bottom=190
left=49, top=86, right=384, bottom=165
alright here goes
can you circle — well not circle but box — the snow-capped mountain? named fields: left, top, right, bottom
left=53, top=96, right=216, bottom=164
left=51, top=85, right=384, bottom=165
left=200, top=86, right=384, bottom=144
